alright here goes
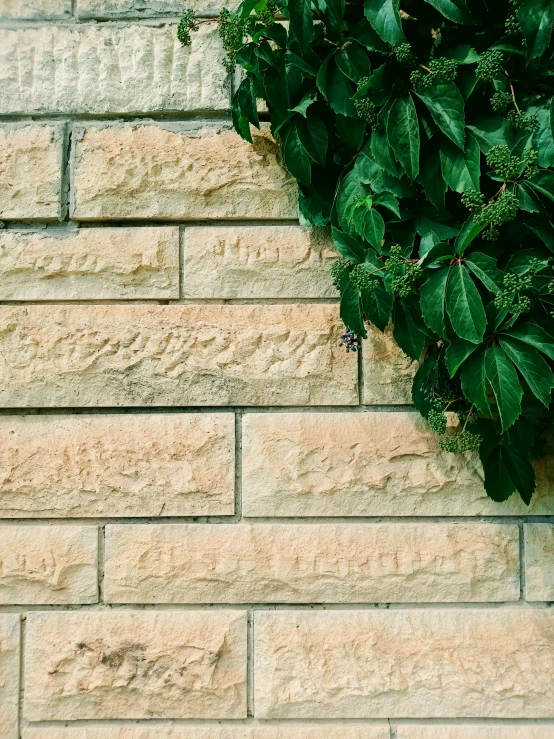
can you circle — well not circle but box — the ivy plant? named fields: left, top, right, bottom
left=179, top=0, right=554, bottom=505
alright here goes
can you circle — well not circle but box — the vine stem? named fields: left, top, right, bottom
left=504, top=71, right=520, bottom=112
left=462, top=407, right=475, bottom=432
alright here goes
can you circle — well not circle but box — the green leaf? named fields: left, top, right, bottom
left=361, top=282, right=393, bottom=331
left=288, top=0, right=314, bottom=51
left=353, top=205, right=385, bottom=248
left=324, top=0, right=346, bottom=43
left=528, top=171, right=554, bottom=203
left=364, top=0, right=406, bottom=45
left=318, top=54, right=358, bottom=117
left=421, top=267, right=450, bottom=338
left=393, top=297, right=429, bottom=360
left=503, top=323, right=554, bottom=362
left=416, top=82, right=466, bottom=149
left=517, top=0, right=554, bottom=60
left=371, top=125, right=403, bottom=177
left=412, top=354, right=439, bottom=417
left=460, top=345, right=489, bottom=414
left=353, top=63, right=394, bottom=107
left=418, top=241, right=454, bottom=267
left=282, top=123, right=312, bottom=186
left=387, top=94, right=420, bottom=180
left=373, top=191, right=400, bottom=218
left=499, top=336, right=554, bottom=407
left=440, top=133, right=480, bottom=193
left=454, top=216, right=487, bottom=255
left=290, top=90, right=317, bottom=118
left=467, top=118, right=510, bottom=153
left=445, top=337, right=478, bottom=377
left=336, top=114, right=366, bottom=151
left=418, top=142, right=447, bottom=210
left=423, top=0, right=473, bottom=23
left=482, top=442, right=534, bottom=503
left=340, top=279, right=367, bottom=337
left=485, top=345, right=523, bottom=431
left=356, top=152, right=416, bottom=198
left=443, top=45, right=480, bottom=63
left=297, top=114, right=328, bottom=167
left=331, top=227, right=366, bottom=261
left=517, top=181, right=544, bottom=213
left=465, top=252, right=504, bottom=294
left=336, top=42, right=371, bottom=83
left=530, top=102, right=554, bottom=168
left=446, top=264, right=487, bottom=343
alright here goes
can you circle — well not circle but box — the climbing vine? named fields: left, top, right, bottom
left=180, top=0, right=554, bottom=505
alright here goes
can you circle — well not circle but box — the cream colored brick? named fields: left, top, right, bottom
left=0, top=525, right=97, bottom=604
left=0, top=414, right=234, bottom=518
left=525, top=524, right=554, bottom=601
left=24, top=610, right=246, bottom=720
left=72, top=124, right=297, bottom=221
left=0, top=615, right=19, bottom=739
left=0, top=0, right=70, bottom=19
left=104, top=523, right=520, bottom=604
left=396, top=727, right=554, bottom=739
left=242, top=412, right=554, bottom=516
left=0, top=305, right=357, bottom=408
left=77, top=0, right=239, bottom=18
left=23, top=725, right=390, bottom=739
left=183, top=226, right=337, bottom=299
left=0, top=124, right=65, bottom=221
left=0, top=228, right=179, bottom=300
left=255, top=609, right=554, bottom=719
left=0, top=24, right=228, bottom=116
left=363, top=325, right=417, bottom=404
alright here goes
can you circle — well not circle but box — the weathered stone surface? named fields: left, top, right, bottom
left=183, top=225, right=337, bottom=299
left=525, top=524, right=554, bottom=601
left=0, top=525, right=98, bottom=604
left=0, top=414, right=235, bottom=517
left=0, top=306, right=357, bottom=408
left=0, top=0, right=70, bottom=19
left=23, top=725, right=389, bottom=739
left=0, top=124, right=65, bottom=221
left=72, top=124, right=297, bottom=221
left=396, top=727, right=554, bottom=739
left=0, top=615, right=19, bottom=739
left=77, top=0, right=239, bottom=18
left=0, top=228, right=179, bottom=300
left=363, top=325, right=417, bottom=404
left=0, top=24, right=228, bottom=115
left=104, top=522, right=520, bottom=604
left=24, top=611, right=247, bottom=720
left=254, top=609, right=554, bottom=719
left=242, top=412, right=554, bottom=516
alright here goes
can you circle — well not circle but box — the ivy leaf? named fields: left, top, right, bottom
left=282, top=122, right=312, bottom=185
left=336, top=42, right=371, bottom=83
left=288, top=0, right=315, bottom=51
left=446, top=264, right=487, bottom=343
left=482, top=441, right=534, bottom=503
left=364, top=0, right=406, bottom=45
left=416, top=82, right=466, bottom=149
left=467, top=117, right=510, bottom=153
left=412, top=354, right=439, bottom=417
left=324, top=0, right=346, bottom=42
left=361, top=282, right=393, bottom=331
left=454, top=216, right=487, bottom=255
left=354, top=63, right=394, bottom=107
left=499, top=336, right=554, bottom=407
left=423, top=0, right=473, bottom=23
left=465, top=253, right=504, bottom=294
left=371, top=125, right=403, bottom=178
left=517, top=0, right=554, bottom=60
left=373, top=191, right=400, bottom=218
left=528, top=171, right=554, bottom=203
left=393, top=297, right=429, bottom=360
left=485, top=345, right=524, bottom=431
left=418, top=142, right=447, bottom=210
left=331, top=227, right=366, bottom=261
left=443, top=44, right=480, bottom=63
left=460, top=345, right=489, bottom=414
left=290, top=90, right=317, bottom=118
left=440, top=133, right=480, bottom=193
left=421, top=267, right=450, bottom=338
left=445, top=337, right=478, bottom=377
left=340, top=279, right=367, bottom=337
left=503, top=323, right=554, bottom=362
left=352, top=205, right=385, bottom=249
left=518, top=181, right=544, bottom=213
left=297, top=114, right=328, bottom=167
left=418, top=241, right=454, bottom=267
left=317, top=54, right=357, bottom=117
left=388, top=94, right=420, bottom=180
left=530, top=102, right=554, bottom=168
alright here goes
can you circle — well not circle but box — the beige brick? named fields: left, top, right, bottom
left=183, top=226, right=337, bottom=299
left=255, top=609, right=554, bottom=719
left=0, top=24, right=228, bottom=116
left=0, top=228, right=179, bottom=300
left=525, top=524, right=554, bottom=601
left=77, top=0, right=239, bottom=18
left=0, top=305, right=357, bottom=408
left=0, top=0, right=70, bottom=19
left=363, top=325, right=417, bottom=404
left=0, top=616, right=19, bottom=738
left=24, top=610, right=247, bottom=720
left=72, top=124, right=297, bottom=221
left=0, top=414, right=234, bottom=518
left=0, top=525, right=98, bottom=604
left=0, top=124, right=65, bottom=221
left=396, top=727, right=554, bottom=739
left=23, top=725, right=390, bottom=739
left=104, top=523, right=520, bottom=604
left=242, top=412, right=554, bottom=516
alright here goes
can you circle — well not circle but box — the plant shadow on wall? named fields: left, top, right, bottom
left=180, top=0, right=554, bottom=505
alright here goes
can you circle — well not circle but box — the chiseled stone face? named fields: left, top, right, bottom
left=0, top=526, right=98, bottom=604
left=0, top=305, right=357, bottom=408
left=242, top=412, right=554, bottom=516
left=24, top=611, right=247, bottom=721
left=525, top=524, right=554, bottom=601
left=0, top=228, right=179, bottom=300
left=0, top=124, right=65, bottom=221
left=103, top=522, right=520, bottom=604
left=254, top=609, right=554, bottom=719
left=77, top=0, right=239, bottom=17
left=0, top=414, right=235, bottom=518
left=396, top=727, right=554, bottom=739
left=363, top=325, right=417, bottom=404
left=0, top=24, right=228, bottom=116
left=0, top=0, right=70, bottom=18
left=0, top=615, right=19, bottom=739
left=183, top=225, right=337, bottom=299
left=71, top=124, right=297, bottom=221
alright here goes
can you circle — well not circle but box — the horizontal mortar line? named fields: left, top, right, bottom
left=0, top=298, right=341, bottom=306
left=0, top=16, right=222, bottom=29
left=0, top=110, right=234, bottom=123
left=0, top=405, right=414, bottom=415
left=2, top=219, right=303, bottom=228
left=17, top=719, right=449, bottom=729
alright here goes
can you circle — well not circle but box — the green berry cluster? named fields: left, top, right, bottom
left=486, top=145, right=521, bottom=180
left=461, top=188, right=485, bottom=211
left=395, top=43, right=416, bottom=65
left=385, top=244, right=406, bottom=274
left=524, top=149, right=539, bottom=180
left=331, top=259, right=349, bottom=289
left=507, top=110, right=539, bottom=131
left=474, top=190, right=519, bottom=240
left=354, top=98, right=378, bottom=127
left=476, top=50, right=504, bottom=82
left=349, top=264, right=379, bottom=292
left=494, top=272, right=533, bottom=313
left=439, top=431, right=481, bottom=453
left=428, top=408, right=447, bottom=435
left=257, top=0, right=278, bottom=27
left=391, top=264, right=423, bottom=297
left=410, top=59, right=457, bottom=92
left=505, top=13, right=521, bottom=35
left=218, top=8, right=254, bottom=74
left=491, top=91, right=512, bottom=112
left=177, top=9, right=199, bottom=48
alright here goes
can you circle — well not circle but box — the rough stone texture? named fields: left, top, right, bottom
left=0, top=615, right=19, bottom=739
left=0, top=0, right=70, bottom=19
left=23, top=726, right=389, bottom=739
left=24, top=611, right=247, bottom=720
left=242, top=412, right=554, bottom=516
left=183, top=225, right=337, bottom=299
left=0, top=25, right=228, bottom=116
left=0, top=305, right=357, bottom=408
left=525, top=524, right=554, bottom=601
left=0, top=228, right=179, bottom=300
left=363, top=325, right=417, bottom=404
left=254, top=609, right=554, bottom=719
left=396, top=728, right=554, bottom=739
left=0, top=414, right=235, bottom=518
left=72, top=124, right=297, bottom=221
left=0, top=525, right=98, bottom=604
left=104, top=522, right=520, bottom=604
left=0, top=124, right=65, bottom=221
left=77, top=0, right=239, bottom=18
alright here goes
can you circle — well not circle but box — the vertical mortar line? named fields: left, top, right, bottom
left=61, top=122, right=72, bottom=223
left=389, top=720, right=397, bottom=739
left=179, top=226, right=185, bottom=300
left=247, top=609, right=254, bottom=717
left=519, top=520, right=526, bottom=601
left=235, top=411, right=243, bottom=520
left=17, top=614, right=25, bottom=739
left=98, top=524, right=106, bottom=604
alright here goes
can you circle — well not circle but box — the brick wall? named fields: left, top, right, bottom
left=0, top=2, right=553, bottom=738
